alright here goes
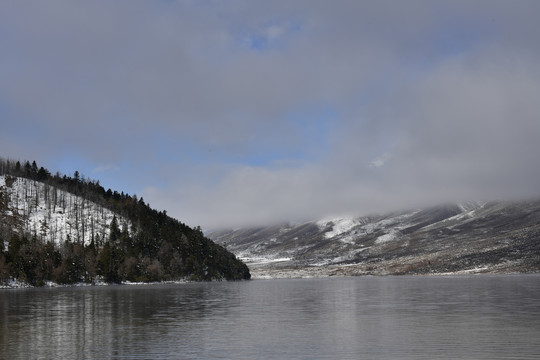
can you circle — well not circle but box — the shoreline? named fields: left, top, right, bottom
left=0, top=278, right=192, bottom=290
left=247, top=261, right=540, bottom=279
left=3, top=267, right=539, bottom=288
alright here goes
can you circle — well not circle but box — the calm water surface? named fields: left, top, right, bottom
left=1, top=275, right=540, bottom=359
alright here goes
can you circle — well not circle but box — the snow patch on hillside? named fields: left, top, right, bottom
left=422, top=202, right=486, bottom=230
left=0, top=176, right=130, bottom=246
left=375, top=230, right=399, bottom=244
left=458, top=201, right=485, bottom=213
left=317, top=217, right=361, bottom=239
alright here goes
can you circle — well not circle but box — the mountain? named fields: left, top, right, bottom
left=209, top=201, right=540, bottom=278
left=0, top=158, right=250, bottom=286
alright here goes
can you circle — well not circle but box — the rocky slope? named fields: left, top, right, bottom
left=209, top=201, right=540, bottom=278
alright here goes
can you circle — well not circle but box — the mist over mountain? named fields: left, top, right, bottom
left=210, top=201, right=540, bottom=278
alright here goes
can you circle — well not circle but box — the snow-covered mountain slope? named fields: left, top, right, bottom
left=209, top=201, right=540, bottom=278
left=0, top=175, right=130, bottom=246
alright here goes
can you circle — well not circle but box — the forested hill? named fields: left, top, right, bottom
left=0, top=158, right=250, bottom=286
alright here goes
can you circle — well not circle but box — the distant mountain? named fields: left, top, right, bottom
left=0, top=158, right=250, bottom=286
left=209, top=201, right=540, bottom=278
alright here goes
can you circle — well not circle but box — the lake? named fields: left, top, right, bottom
left=1, top=275, right=540, bottom=359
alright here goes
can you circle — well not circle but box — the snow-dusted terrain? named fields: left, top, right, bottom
left=0, top=175, right=129, bottom=246
left=210, top=201, right=540, bottom=278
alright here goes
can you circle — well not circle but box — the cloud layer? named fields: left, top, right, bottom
left=2, top=1, right=540, bottom=228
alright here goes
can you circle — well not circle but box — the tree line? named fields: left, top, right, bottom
left=0, top=157, right=250, bottom=285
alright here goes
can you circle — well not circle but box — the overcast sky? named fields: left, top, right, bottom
left=2, top=1, right=540, bottom=229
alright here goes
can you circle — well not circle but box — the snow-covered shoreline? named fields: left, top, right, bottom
left=0, top=277, right=192, bottom=290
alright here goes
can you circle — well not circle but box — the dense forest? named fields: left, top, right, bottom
left=0, top=157, right=250, bottom=286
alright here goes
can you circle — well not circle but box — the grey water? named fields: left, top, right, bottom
left=1, top=275, right=540, bottom=360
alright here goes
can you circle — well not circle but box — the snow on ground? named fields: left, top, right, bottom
left=317, top=217, right=361, bottom=239
left=375, top=230, right=399, bottom=244
left=373, top=210, right=420, bottom=229
left=237, top=254, right=292, bottom=265
left=0, top=278, right=190, bottom=289
left=316, top=211, right=420, bottom=244
left=0, top=176, right=130, bottom=246
left=422, top=202, right=485, bottom=230
left=458, top=201, right=485, bottom=213
left=0, top=278, right=32, bottom=289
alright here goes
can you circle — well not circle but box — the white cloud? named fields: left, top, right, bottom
left=369, top=153, right=392, bottom=168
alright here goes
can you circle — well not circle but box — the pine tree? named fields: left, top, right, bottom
left=109, top=215, right=121, bottom=243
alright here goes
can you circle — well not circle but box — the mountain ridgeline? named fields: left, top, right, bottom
left=0, top=158, right=250, bottom=285
left=211, top=201, right=540, bottom=278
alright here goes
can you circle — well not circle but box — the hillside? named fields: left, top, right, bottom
left=0, top=175, right=130, bottom=246
left=0, top=158, right=250, bottom=286
left=210, top=201, right=540, bottom=278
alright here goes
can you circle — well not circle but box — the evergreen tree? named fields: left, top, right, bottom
left=31, top=161, right=38, bottom=178
left=109, top=215, right=121, bottom=243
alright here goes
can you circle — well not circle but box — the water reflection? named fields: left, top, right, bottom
left=1, top=275, right=539, bottom=359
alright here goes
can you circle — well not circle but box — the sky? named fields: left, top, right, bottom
left=1, top=0, right=540, bottom=229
